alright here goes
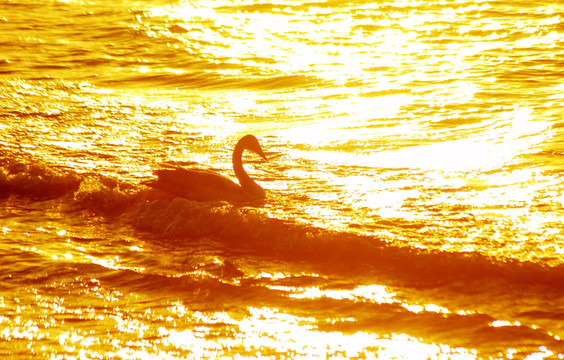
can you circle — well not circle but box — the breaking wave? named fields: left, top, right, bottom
left=1, top=154, right=563, bottom=289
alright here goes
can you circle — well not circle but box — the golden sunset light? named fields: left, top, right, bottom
left=0, top=0, right=563, bottom=358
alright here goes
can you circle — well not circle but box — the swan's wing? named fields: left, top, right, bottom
left=155, top=168, right=237, bottom=188
left=148, top=168, right=247, bottom=201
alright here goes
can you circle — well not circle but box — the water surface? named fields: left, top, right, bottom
left=1, top=0, right=563, bottom=358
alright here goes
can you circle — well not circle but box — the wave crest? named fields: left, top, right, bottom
left=2, top=157, right=563, bottom=289
left=0, top=158, right=80, bottom=199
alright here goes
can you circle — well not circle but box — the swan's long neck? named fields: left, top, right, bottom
left=233, top=143, right=265, bottom=199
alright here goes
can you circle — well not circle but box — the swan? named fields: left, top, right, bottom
left=146, top=135, right=267, bottom=202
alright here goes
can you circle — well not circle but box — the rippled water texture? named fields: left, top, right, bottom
left=1, top=0, right=563, bottom=359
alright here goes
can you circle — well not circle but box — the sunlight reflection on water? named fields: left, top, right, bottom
left=158, top=306, right=477, bottom=359
left=1, top=0, right=564, bottom=358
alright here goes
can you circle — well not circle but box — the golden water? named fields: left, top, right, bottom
left=1, top=0, right=563, bottom=358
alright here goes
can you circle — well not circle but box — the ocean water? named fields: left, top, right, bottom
left=1, top=0, right=563, bottom=358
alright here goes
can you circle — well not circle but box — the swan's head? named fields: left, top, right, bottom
left=239, top=134, right=267, bottom=160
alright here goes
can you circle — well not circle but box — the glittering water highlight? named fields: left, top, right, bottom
left=1, top=0, right=563, bottom=358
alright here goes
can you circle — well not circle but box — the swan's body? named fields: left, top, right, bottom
left=146, top=135, right=267, bottom=202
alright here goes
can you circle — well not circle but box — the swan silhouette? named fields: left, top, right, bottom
left=146, top=135, right=267, bottom=202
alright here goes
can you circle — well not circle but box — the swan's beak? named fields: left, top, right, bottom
left=257, top=148, right=268, bottom=161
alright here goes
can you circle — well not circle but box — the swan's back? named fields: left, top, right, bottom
left=148, top=168, right=254, bottom=202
